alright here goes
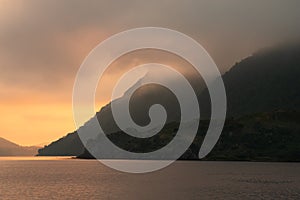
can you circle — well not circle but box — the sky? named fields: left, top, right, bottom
left=0, top=0, right=300, bottom=146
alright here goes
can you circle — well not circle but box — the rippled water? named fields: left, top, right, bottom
left=0, top=157, right=299, bottom=199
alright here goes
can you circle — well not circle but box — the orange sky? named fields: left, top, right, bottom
left=1, top=0, right=299, bottom=146
left=0, top=103, right=75, bottom=146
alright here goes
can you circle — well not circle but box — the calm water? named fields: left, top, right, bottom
left=0, top=157, right=299, bottom=200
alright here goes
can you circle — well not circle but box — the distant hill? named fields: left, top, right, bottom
left=38, top=43, right=300, bottom=160
left=0, top=137, right=39, bottom=156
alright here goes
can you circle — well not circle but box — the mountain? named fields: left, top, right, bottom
left=78, top=110, right=300, bottom=161
left=38, top=43, right=300, bottom=160
left=37, top=132, right=84, bottom=156
left=0, top=137, right=39, bottom=156
left=199, top=43, right=300, bottom=118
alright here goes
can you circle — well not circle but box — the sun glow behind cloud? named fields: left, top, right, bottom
left=0, top=103, right=74, bottom=146
left=0, top=0, right=300, bottom=146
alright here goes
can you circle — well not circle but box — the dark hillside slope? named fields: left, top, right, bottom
left=38, top=44, right=300, bottom=159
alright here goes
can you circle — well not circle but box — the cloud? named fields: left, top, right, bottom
left=0, top=0, right=300, bottom=102
left=1, top=0, right=300, bottom=145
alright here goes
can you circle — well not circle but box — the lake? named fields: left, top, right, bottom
left=0, top=157, right=299, bottom=199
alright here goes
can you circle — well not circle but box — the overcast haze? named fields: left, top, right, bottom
left=0, top=0, right=300, bottom=145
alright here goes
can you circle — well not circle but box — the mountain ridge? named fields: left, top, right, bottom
left=0, top=137, right=39, bottom=156
left=38, top=43, right=300, bottom=160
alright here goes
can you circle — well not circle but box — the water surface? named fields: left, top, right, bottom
left=0, top=157, right=299, bottom=199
